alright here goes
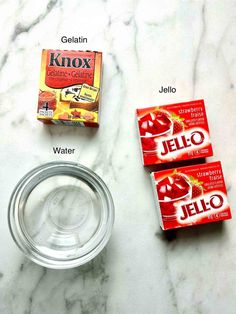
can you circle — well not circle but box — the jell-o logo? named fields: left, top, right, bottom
left=159, top=129, right=209, bottom=158
left=151, top=161, right=231, bottom=230
left=178, top=192, right=225, bottom=221
left=136, top=100, right=213, bottom=166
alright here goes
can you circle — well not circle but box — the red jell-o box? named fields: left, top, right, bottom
left=136, top=100, right=213, bottom=166
left=151, top=161, right=231, bottom=230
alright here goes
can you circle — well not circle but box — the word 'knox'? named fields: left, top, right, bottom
left=49, top=53, right=91, bottom=68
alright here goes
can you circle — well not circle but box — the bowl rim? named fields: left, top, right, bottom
left=8, top=161, right=115, bottom=269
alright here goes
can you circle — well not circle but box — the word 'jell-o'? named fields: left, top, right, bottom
left=151, top=161, right=231, bottom=230
left=37, top=49, right=102, bottom=127
left=136, top=100, right=213, bottom=166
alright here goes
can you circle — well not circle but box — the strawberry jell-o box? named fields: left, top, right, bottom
left=151, top=161, right=231, bottom=230
left=37, top=49, right=102, bottom=127
left=136, top=100, right=213, bottom=166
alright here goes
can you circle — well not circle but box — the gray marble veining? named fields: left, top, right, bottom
left=0, top=0, right=236, bottom=313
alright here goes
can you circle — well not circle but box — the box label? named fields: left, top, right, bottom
left=151, top=161, right=231, bottom=230
left=136, top=100, right=213, bottom=166
left=37, top=49, right=102, bottom=127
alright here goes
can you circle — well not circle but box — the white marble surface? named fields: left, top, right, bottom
left=0, top=0, right=236, bottom=313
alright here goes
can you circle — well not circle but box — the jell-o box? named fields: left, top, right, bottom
left=136, top=100, right=213, bottom=166
left=37, top=49, right=102, bottom=127
left=151, top=161, right=231, bottom=230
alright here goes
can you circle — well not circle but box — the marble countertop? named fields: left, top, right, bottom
left=1, top=0, right=236, bottom=313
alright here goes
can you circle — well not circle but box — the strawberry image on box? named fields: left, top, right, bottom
left=151, top=161, right=232, bottom=230
left=136, top=100, right=213, bottom=166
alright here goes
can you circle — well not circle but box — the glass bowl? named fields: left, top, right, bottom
left=8, top=161, right=115, bottom=269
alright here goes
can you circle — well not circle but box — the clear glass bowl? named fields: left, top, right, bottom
left=8, top=162, right=115, bottom=269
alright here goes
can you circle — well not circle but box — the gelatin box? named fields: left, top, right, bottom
left=136, top=100, right=213, bottom=166
left=151, top=161, right=231, bottom=230
left=37, top=49, right=102, bottom=127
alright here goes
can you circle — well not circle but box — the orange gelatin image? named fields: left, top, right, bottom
left=38, top=91, right=57, bottom=111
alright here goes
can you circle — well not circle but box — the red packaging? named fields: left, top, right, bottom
left=151, top=161, right=231, bottom=230
left=136, top=100, right=213, bottom=166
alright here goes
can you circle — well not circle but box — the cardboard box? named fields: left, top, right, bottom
left=37, top=49, right=102, bottom=127
left=151, top=161, right=231, bottom=230
left=136, top=100, right=213, bottom=165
